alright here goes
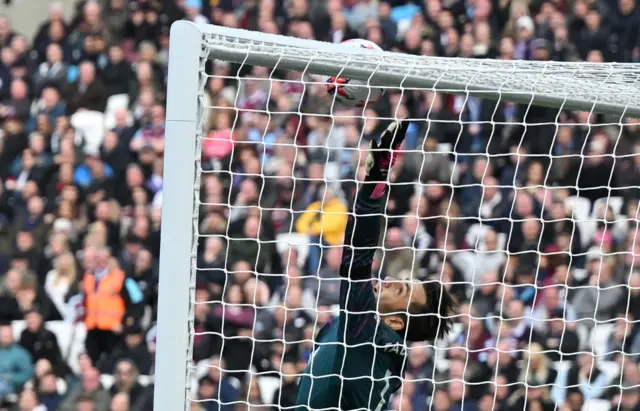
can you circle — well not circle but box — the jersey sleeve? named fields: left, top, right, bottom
left=339, top=182, right=384, bottom=341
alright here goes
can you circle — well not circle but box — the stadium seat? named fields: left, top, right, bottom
left=57, top=377, right=68, bottom=395
left=434, top=358, right=450, bottom=374
left=275, top=233, right=311, bottom=268
left=21, top=375, right=68, bottom=395
left=597, top=361, right=620, bottom=383
left=613, top=215, right=629, bottom=242
left=464, top=224, right=507, bottom=251
left=138, top=375, right=153, bottom=386
left=583, top=399, right=612, bottom=411
left=191, top=358, right=210, bottom=396
left=70, top=110, right=106, bottom=156
left=573, top=268, right=589, bottom=282
left=100, top=374, right=115, bottom=389
left=106, top=93, right=129, bottom=113
left=564, top=196, right=597, bottom=249
left=592, top=197, right=624, bottom=218
left=104, top=93, right=130, bottom=130
left=437, top=143, right=453, bottom=153
left=257, top=376, right=280, bottom=405
left=577, top=220, right=598, bottom=250
left=100, top=374, right=152, bottom=390
left=564, top=196, right=592, bottom=222
left=588, top=323, right=615, bottom=357
left=576, top=323, right=590, bottom=351
left=324, top=161, right=341, bottom=183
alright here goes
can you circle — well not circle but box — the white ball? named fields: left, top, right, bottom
left=326, top=39, right=386, bottom=108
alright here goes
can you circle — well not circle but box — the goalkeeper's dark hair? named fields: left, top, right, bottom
left=404, top=280, right=457, bottom=342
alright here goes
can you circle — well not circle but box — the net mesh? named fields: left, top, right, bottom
left=201, top=30, right=640, bottom=116
left=186, top=43, right=640, bottom=411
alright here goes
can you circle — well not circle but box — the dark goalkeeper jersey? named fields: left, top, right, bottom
left=295, top=182, right=406, bottom=411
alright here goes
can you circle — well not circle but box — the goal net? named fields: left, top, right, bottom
left=155, top=22, right=640, bottom=411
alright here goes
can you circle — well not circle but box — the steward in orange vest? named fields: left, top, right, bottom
left=83, top=267, right=127, bottom=332
left=82, top=249, right=145, bottom=366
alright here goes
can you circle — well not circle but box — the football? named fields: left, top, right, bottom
left=326, top=39, right=386, bottom=108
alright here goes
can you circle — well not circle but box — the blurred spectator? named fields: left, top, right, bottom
left=101, top=324, right=152, bottom=375
left=67, top=61, right=107, bottom=114
left=37, top=371, right=64, bottom=411
left=303, top=246, right=343, bottom=309
left=0, top=323, right=33, bottom=401
left=296, top=185, right=348, bottom=274
left=109, top=359, right=145, bottom=407
left=604, top=314, right=640, bottom=361
left=59, top=367, right=110, bottom=411
left=520, top=343, right=558, bottom=388
left=18, top=387, right=46, bottom=411
left=19, top=309, right=68, bottom=376
left=101, top=44, right=133, bottom=97
left=573, top=259, right=626, bottom=325
left=197, top=357, right=240, bottom=411
left=552, top=353, right=610, bottom=404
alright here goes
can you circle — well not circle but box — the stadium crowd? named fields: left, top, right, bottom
left=0, top=0, right=639, bottom=410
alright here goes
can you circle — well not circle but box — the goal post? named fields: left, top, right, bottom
left=154, top=21, right=202, bottom=411
left=156, top=20, right=640, bottom=411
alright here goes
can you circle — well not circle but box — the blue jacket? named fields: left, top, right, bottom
left=0, top=343, right=33, bottom=393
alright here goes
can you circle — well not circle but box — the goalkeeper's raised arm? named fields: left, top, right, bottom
left=295, top=120, right=457, bottom=411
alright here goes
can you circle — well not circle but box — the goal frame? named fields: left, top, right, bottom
left=156, top=20, right=640, bottom=411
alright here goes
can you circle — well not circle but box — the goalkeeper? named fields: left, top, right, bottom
left=295, top=120, right=456, bottom=411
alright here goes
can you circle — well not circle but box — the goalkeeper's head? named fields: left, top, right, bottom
left=374, top=277, right=456, bottom=342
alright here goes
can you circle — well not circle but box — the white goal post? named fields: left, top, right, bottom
left=155, top=20, right=640, bottom=411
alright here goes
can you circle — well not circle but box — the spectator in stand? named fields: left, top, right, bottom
left=0, top=323, right=33, bottom=401
left=296, top=185, right=348, bottom=274
left=603, top=314, right=640, bottom=361
left=44, top=251, right=78, bottom=321
left=67, top=61, right=107, bottom=114
left=520, top=343, right=558, bottom=388
left=19, top=310, right=68, bottom=376
left=1, top=79, right=30, bottom=124
left=573, top=258, right=626, bottom=325
left=59, top=367, right=110, bottom=411
left=38, top=371, right=64, bottom=411
left=33, top=43, right=69, bottom=95
left=102, top=324, right=152, bottom=375
left=552, top=352, right=611, bottom=404
left=110, top=392, right=129, bottom=411
left=109, top=359, right=145, bottom=408
left=18, top=387, right=47, bottom=411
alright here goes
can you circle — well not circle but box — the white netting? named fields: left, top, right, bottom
left=186, top=42, right=640, bottom=411
left=199, top=28, right=640, bottom=117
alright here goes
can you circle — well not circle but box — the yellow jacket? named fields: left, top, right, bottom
left=296, top=198, right=348, bottom=246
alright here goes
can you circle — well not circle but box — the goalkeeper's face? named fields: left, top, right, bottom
left=373, top=277, right=428, bottom=332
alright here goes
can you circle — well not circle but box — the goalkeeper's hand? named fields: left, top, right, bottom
left=365, top=119, right=409, bottom=182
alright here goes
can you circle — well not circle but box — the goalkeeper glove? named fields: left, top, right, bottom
left=365, top=119, right=409, bottom=182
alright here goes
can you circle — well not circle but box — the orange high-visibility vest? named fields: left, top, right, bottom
left=83, top=268, right=126, bottom=331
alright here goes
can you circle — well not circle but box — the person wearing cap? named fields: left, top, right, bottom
left=532, top=37, right=551, bottom=61
left=515, top=15, right=536, bottom=60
